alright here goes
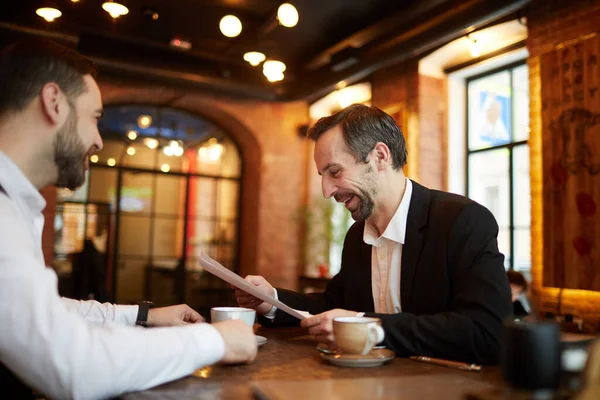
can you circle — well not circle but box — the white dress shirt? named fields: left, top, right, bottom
left=363, top=178, right=412, bottom=314
left=0, top=151, right=225, bottom=400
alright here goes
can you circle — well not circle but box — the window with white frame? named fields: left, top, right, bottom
left=465, top=61, right=530, bottom=276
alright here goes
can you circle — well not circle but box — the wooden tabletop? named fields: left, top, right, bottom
left=122, top=327, right=506, bottom=400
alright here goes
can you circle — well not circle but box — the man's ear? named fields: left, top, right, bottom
left=371, top=142, right=392, bottom=171
left=40, top=82, right=67, bottom=126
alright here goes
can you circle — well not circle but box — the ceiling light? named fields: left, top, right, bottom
left=160, top=164, right=170, bottom=173
left=170, top=37, right=191, bottom=50
left=137, top=115, right=152, bottom=129
left=143, top=137, right=159, bottom=149
left=102, top=1, right=129, bottom=19
left=163, top=146, right=174, bottom=156
left=277, top=3, right=299, bottom=28
left=126, top=146, right=136, bottom=156
left=126, top=130, right=138, bottom=140
left=107, top=158, right=116, bottom=167
left=263, top=60, right=286, bottom=82
left=219, top=15, right=242, bottom=38
left=90, top=155, right=99, bottom=163
left=243, top=51, right=266, bottom=66
left=36, top=7, right=62, bottom=22
left=174, top=146, right=184, bottom=157
left=71, top=0, right=80, bottom=3
left=265, top=70, right=284, bottom=82
left=263, top=60, right=286, bottom=73
left=468, top=35, right=481, bottom=58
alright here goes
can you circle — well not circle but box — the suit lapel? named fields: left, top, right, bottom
left=401, top=180, right=430, bottom=312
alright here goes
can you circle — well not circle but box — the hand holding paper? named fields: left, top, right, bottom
left=198, top=252, right=311, bottom=320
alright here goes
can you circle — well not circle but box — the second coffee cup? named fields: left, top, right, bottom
left=333, top=317, right=385, bottom=356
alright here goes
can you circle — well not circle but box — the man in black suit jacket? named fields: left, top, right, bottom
left=235, top=104, right=512, bottom=365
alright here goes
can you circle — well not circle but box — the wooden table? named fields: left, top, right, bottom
left=122, top=327, right=506, bottom=400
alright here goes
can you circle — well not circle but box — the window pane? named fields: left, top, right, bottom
left=88, top=168, right=118, bottom=206
left=217, top=180, right=239, bottom=219
left=116, top=259, right=147, bottom=304
left=513, top=145, right=531, bottom=273
left=121, top=172, right=154, bottom=214
left=121, top=143, right=157, bottom=170
left=190, top=178, right=216, bottom=218
left=468, top=149, right=510, bottom=267
left=95, top=141, right=125, bottom=167
left=154, top=174, right=185, bottom=216
left=512, top=65, right=529, bottom=141
left=118, top=216, right=151, bottom=256
left=468, top=71, right=512, bottom=150
left=153, top=217, right=184, bottom=258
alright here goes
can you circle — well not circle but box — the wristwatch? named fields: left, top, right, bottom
left=136, top=301, right=155, bottom=327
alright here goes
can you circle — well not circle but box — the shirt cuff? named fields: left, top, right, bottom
left=114, top=304, right=139, bottom=326
left=263, top=289, right=278, bottom=320
left=356, top=312, right=365, bottom=317
left=192, top=323, right=226, bottom=364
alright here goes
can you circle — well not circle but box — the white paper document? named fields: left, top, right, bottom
left=198, top=251, right=311, bottom=320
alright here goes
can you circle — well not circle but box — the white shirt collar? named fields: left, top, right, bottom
left=363, top=178, right=413, bottom=247
left=0, top=151, right=46, bottom=215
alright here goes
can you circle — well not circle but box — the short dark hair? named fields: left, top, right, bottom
left=507, top=270, right=528, bottom=292
left=307, top=104, right=407, bottom=170
left=0, top=38, right=96, bottom=118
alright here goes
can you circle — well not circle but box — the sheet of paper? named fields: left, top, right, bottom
left=198, top=251, right=311, bottom=320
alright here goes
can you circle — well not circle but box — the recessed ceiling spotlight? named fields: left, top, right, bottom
left=220, top=15, right=242, bottom=38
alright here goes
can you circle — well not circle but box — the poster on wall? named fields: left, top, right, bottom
left=476, top=92, right=511, bottom=146
left=541, top=34, right=600, bottom=291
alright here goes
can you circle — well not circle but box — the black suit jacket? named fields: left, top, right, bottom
left=260, top=180, right=512, bottom=365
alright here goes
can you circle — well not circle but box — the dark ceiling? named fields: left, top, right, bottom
left=0, top=0, right=530, bottom=101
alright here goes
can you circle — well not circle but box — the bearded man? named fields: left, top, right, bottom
left=234, top=104, right=512, bottom=365
left=0, top=39, right=256, bottom=399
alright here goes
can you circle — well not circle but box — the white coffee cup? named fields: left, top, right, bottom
left=210, top=307, right=256, bottom=327
left=333, top=317, right=385, bottom=356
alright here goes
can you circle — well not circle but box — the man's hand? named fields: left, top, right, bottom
left=233, top=275, right=275, bottom=315
left=147, top=304, right=204, bottom=327
left=300, top=309, right=358, bottom=343
left=212, top=320, right=257, bottom=364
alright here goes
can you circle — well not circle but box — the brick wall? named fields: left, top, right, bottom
left=418, top=74, right=447, bottom=191
left=527, top=0, right=600, bottom=331
left=371, top=61, right=447, bottom=190
left=371, top=61, right=421, bottom=180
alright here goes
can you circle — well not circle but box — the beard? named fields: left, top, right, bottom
left=336, top=165, right=378, bottom=222
left=53, top=106, right=88, bottom=190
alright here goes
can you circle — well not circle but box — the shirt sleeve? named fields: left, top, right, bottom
left=61, top=298, right=139, bottom=326
left=0, top=211, right=225, bottom=400
left=263, top=288, right=278, bottom=319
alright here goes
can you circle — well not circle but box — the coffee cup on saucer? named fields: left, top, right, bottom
left=333, top=317, right=385, bottom=356
left=210, top=307, right=256, bottom=327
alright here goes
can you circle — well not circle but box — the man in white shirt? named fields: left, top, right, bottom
left=0, top=39, right=256, bottom=399
left=235, top=105, right=511, bottom=365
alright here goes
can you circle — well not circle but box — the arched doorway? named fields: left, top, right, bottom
left=53, top=105, right=242, bottom=312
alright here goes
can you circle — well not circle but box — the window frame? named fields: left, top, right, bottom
left=465, top=60, right=529, bottom=271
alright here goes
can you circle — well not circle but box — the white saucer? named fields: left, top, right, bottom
left=317, top=342, right=386, bottom=354
left=320, top=348, right=395, bottom=367
left=256, top=335, right=267, bottom=347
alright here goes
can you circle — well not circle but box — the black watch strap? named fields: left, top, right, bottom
left=136, top=301, right=155, bottom=327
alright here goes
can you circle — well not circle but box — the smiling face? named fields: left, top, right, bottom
left=314, top=124, right=379, bottom=222
left=53, top=75, right=103, bottom=190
